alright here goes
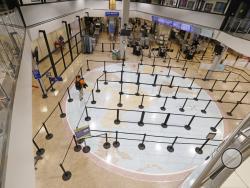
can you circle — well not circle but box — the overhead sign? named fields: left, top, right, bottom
left=74, top=125, right=91, bottom=141
left=105, top=12, right=119, bottom=17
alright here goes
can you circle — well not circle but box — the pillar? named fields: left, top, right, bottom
left=119, top=0, right=130, bottom=60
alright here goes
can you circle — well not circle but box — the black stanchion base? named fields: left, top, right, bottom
left=36, top=148, right=45, bottom=156
left=202, top=79, right=207, bottom=81
left=160, top=106, right=166, bottom=111
left=138, top=121, right=144, bottom=127
left=172, top=96, right=177, bottom=99
left=217, top=100, right=222, bottom=103
left=195, top=147, right=203, bottom=154
left=60, top=113, right=66, bottom=118
left=210, top=127, right=217, bottom=132
left=161, top=123, right=168, bottom=128
left=74, top=145, right=82, bottom=152
left=135, top=93, right=140, bottom=96
left=50, top=88, right=56, bottom=92
left=138, top=105, right=144, bottom=109
left=85, top=116, right=91, bottom=121
left=42, top=94, right=48, bottom=99
left=237, top=101, right=241, bottom=104
left=138, top=143, right=145, bottom=150
left=82, top=146, right=91, bottom=153
left=156, top=94, right=161, bottom=98
left=119, top=81, right=123, bottom=84
left=188, top=87, right=192, bottom=90
left=96, top=89, right=101, bottom=93
left=119, top=92, right=124, bottom=95
left=193, top=98, right=198, bottom=101
left=45, top=133, right=53, bottom=140
left=179, top=108, right=184, bottom=112
left=167, top=146, right=174, bottom=152
left=184, top=125, right=191, bottom=130
left=209, top=89, right=213, bottom=92
left=152, top=84, right=156, bottom=87
left=230, top=90, right=234, bottom=93
left=87, top=68, right=90, bottom=71
left=227, top=112, right=232, bottom=116
left=68, top=98, right=73, bottom=103
left=103, top=142, right=111, bottom=149
left=113, top=141, right=120, bottom=148
left=91, top=101, right=96, bottom=104
left=104, top=82, right=108, bottom=85
left=114, top=119, right=120, bottom=125
left=62, top=171, right=72, bottom=181
left=117, top=103, right=123, bottom=107
left=223, top=80, right=226, bottom=83
left=201, top=110, right=207, bottom=114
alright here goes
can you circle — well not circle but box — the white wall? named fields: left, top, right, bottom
left=5, top=32, right=34, bottom=188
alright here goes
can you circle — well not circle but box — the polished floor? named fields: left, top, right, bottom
left=32, top=35, right=250, bottom=188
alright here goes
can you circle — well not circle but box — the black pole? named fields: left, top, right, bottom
left=102, top=43, right=104, bottom=52
left=39, top=30, right=58, bottom=77
left=167, top=58, right=171, bottom=68
left=231, top=81, right=240, bottom=93
left=138, top=134, right=146, bottom=150
left=152, top=56, right=156, bottom=67
left=104, top=72, right=108, bottom=85
left=43, top=122, right=53, bottom=140
left=139, top=94, right=145, bottom=109
left=103, top=61, right=106, bottom=73
left=217, top=90, right=227, bottom=103
left=167, top=66, right=171, bottom=77
left=76, top=16, right=82, bottom=37
left=138, top=111, right=145, bottom=127
left=80, top=67, right=83, bottom=77
left=194, top=88, right=202, bottom=101
left=136, top=63, right=140, bottom=74
left=119, top=82, right=124, bottom=95
left=169, top=76, right=174, bottom=88
left=227, top=103, right=240, bottom=116
left=113, top=131, right=120, bottom=148
left=201, top=100, right=212, bottom=114
left=223, top=72, right=231, bottom=83
left=84, top=107, right=91, bottom=121
left=33, top=139, right=45, bottom=156
left=188, top=78, right=195, bottom=90
left=96, top=79, right=101, bottom=93
left=49, top=78, right=55, bottom=92
left=151, top=65, right=155, bottom=76
left=195, top=138, right=210, bottom=154
left=86, top=60, right=90, bottom=71
left=73, top=135, right=82, bottom=152
left=182, top=60, right=187, bottom=70
left=91, top=89, right=96, bottom=104
left=210, top=117, right=223, bottom=132
left=203, top=70, right=210, bottom=81
left=37, top=79, right=48, bottom=99
left=156, top=85, right=163, bottom=98
left=183, top=68, right=188, bottom=78
left=135, top=83, right=140, bottom=96
left=120, top=71, right=123, bottom=84
left=167, top=136, right=178, bottom=152
left=58, top=102, right=66, bottom=118
left=103, top=133, right=111, bottom=149
left=122, top=59, right=125, bottom=66
left=153, top=74, right=158, bottom=87
left=60, top=45, right=66, bottom=69
left=75, top=35, right=79, bottom=54
left=117, top=93, right=123, bottom=107
left=59, top=163, right=72, bottom=181
left=62, top=21, right=73, bottom=62
left=179, top=98, right=188, bottom=112
left=136, top=73, right=140, bottom=85
left=209, top=80, right=217, bottom=92
left=238, top=91, right=248, bottom=104
left=160, top=97, right=168, bottom=111
left=161, top=113, right=170, bottom=128
left=114, top=109, right=120, bottom=125
left=172, top=86, right=179, bottom=99
left=67, top=87, right=73, bottom=102
left=184, top=115, right=195, bottom=130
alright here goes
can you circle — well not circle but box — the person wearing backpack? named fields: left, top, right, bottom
left=75, top=75, right=88, bottom=101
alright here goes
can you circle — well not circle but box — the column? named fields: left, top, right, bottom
left=119, top=0, right=130, bottom=60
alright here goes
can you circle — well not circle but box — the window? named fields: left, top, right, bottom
left=179, top=0, right=188, bottom=7
left=204, top=3, right=213, bottom=13
left=187, top=1, right=195, bottom=9
left=213, top=2, right=227, bottom=13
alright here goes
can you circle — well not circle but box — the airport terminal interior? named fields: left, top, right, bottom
left=0, top=0, right=250, bottom=188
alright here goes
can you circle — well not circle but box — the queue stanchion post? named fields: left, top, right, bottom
left=153, top=74, right=158, bottom=87
left=227, top=103, right=240, bottom=116
left=203, top=70, right=210, bottom=81
left=60, top=163, right=72, bottom=181
left=194, top=88, right=202, bottom=101
left=179, top=98, right=188, bottom=112
left=195, top=137, right=212, bottom=155
left=96, top=79, right=101, bottom=93
left=238, top=91, right=248, bottom=104
left=58, top=102, right=66, bottom=118
left=161, top=113, right=170, bottom=128
left=169, top=76, right=174, bottom=88
left=152, top=56, right=156, bottom=67
left=172, top=86, right=179, bottom=99
left=185, top=115, right=195, bottom=130
left=73, top=135, right=82, bottom=152
left=167, top=58, right=171, bottom=68
left=119, top=82, right=124, bottom=95
left=136, top=63, right=140, bottom=74
left=136, top=73, right=140, bottom=85
left=230, top=81, right=240, bottom=93
left=209, top=80, right=217, bottom=92
left=84, top=107, right=91, bottom=121
left=223, top=72, right=231, bottom=83
left=82, top=138, right=91, bottom=153
left=138, top=111, right=145, bottom=127
left=156, top=85, right=163, bottom=98
left=122, top=59, right=125, bottom=67
left=102, top=43, right=104, bottom=52
left=167, top=66, right=171, bottom=77
left=120, top=70, right=124, bottom=84
left=67, top=87, right=73, bottom=102
left=217, top=90, right=227, bottom=103
left=43, top=122, right=53, bottom=140
left=104, top=71, right=108, bottom=85
left=117, top=93, right=123, bottom=107
left=113, top=131, right=120, bottom=148
left=182, top=60, right=187, bottom=70
left=103, top=61, right=106, bottom=73
left=49, top=78, right=56, bottom=92
left=33, top=139, right=45, bottom=156
left=183, top=68, right=188, bottom=78
left=138, top=94, right=145, bottom=109
left=167, top=136, right=178, bottom=152
left=103, top=133, right=111, bottom=149
left=114, top=109, right=120, bottom=125
left=91, top=89, right=96, bottom=104
left=160, top=97, right=168, bottom=111
left=135, top=84, right=140, bottom=96
left=201, top=100, right=212, bottom=114
left=80, top=67, right=83, bottom=77
left=86, top=60, right=90, bottom=71
left=210, top=117, right=223, bottom=132
left=138, top=134, right=146, bottom=150
left=188, top=78, right=195, bottom=90
left=151, top=65, right=155, bottom=76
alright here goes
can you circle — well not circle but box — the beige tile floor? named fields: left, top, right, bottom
left=32, top=34, right=250, bottom=188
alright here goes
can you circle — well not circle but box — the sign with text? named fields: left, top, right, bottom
left=105, top=12, right=119, bottom=17
left=74, top=125, right=91, bottom=141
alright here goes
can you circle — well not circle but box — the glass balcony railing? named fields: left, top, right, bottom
left=0, top=7, right=25, bottom=186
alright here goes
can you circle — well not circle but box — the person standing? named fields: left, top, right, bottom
left=75, top=75, right=88, bottom=101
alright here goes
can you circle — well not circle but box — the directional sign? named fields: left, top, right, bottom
left=105, top=12, right=119, bottom=17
